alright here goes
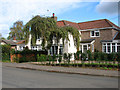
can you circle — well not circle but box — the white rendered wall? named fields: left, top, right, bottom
left=25, top=34, right=31, bottom=49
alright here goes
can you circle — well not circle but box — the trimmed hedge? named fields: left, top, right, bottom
left=13, top=49, right=48, bottom=63
left=75, top=50, right=120, bottom=61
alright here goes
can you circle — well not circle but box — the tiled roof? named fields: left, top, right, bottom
left=0, top=39, right=16, bottom=46
left=57, top=19, right=120, bottom=30
left=57, top=20, right=80, bottom=30
left=78, top=19, right=115, bottom=30
left=16, top=40, right=25, bottom=44
left=0, top=40, right=25, bottom=45
left=57, top=21, right=65, bottom=27
left=80, top=39, right=95, bottom=43
left=101, top=40, right=112, bottom=42
left=62, top=20, right=80, bottom=30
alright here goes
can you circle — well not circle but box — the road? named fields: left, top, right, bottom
left=2, top=66, right=118, bottom=88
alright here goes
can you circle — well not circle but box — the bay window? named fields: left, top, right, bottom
left=103, top=43, right=120, bottom=53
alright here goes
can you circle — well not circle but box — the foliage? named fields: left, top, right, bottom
left=63, top=53, right=68, bottom=60
left=1, top=45, right=11, bottom=60
left=13, top=49, right=47, bottom=55
left=47, top=55, right=53, bottom=62
left=68, top=53, right=72, bottom=63
left=7, top=21, right=25, bottom=40
left=58, top=55, right=62, bottom=63
left=13, top=49, right=47, bottom=63
left=86, top=50, right=92, bottom=60
left=75, top=51, right=82, bottom=60
left=37, top=54, right=47, bottom=62
left=23, top=15, right=80, bottom=50
left=81, top=53, right=87, bottom=61
left=52, top=54, right=57, bottom=61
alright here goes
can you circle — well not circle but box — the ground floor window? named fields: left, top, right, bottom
left=50, top=45, right=63, bottom=55
left=102, top=43, right=120, bottom=53
left=31, top=45, right=42, bottom=51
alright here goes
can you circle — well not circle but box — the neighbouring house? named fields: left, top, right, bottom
left=25, top=14, right=120, bottom=60
left=0, top=39, right=25, bottom=51
left=78, top=19, right=120, bottom=53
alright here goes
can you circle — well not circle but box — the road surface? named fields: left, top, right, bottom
left=2, top=66, right=118, bottom=88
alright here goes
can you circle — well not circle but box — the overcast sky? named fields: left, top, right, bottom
left=0, top=0, right=119, bottom=38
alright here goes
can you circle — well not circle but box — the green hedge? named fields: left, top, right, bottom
left=75, top=50, right=120, bottom=61
left=1, top=45, right=11, bottom=61
left=13, top=49, right=48, bottom=63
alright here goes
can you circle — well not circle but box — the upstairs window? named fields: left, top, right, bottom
left=91, top=30, right=100, bottom=37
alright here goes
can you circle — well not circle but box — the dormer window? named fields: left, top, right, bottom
left=90, top=30, right=100, bottom=37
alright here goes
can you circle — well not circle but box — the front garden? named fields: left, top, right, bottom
left=11, top=49, right=120, bottom=70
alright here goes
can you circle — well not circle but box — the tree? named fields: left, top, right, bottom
left=24, top=15, right=80, bottom=50
left=7, top=21, right=24, bottom=40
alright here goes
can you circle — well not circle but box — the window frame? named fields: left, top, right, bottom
left=90, top=30, right=100, bottom=37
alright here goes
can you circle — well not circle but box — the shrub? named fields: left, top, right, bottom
left=52, top=54, right=57, bottom=61
left=81, top=53, right=87, bottom=61
left=76, top=51, right=82, bottom=60
left=2, top=44, right=11, bottom=61
left=68, top=53, right=72, bottom=63
left=87, top=50, right=92, bottom=60
left=38, top=54, right=47, bottom=62
left=58, top=55, right=62, bottom=63
left=63, top=53, right=68, bottom=60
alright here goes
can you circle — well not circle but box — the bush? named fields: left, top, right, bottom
left=58, top=55, right=62, bottom=63
left=76, top=51, right=82, bottom=60
left=52, top=54, right=57, bottom=61
left=37, top=54, right=47, bottom=62
left=63, top=53, right=68, bottom=60
left=81, top=53, right=87, bottom=61
left=13, top=49, right=48, bottom=63
left=68, top=53, right=72, bottom=63
left=2, top=45, right=11, bottom=61
left=87, top=50, right=92, bottom=60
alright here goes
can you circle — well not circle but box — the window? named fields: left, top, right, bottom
left=50, top=45, right=58, bottom=55
left=92, top=44, right=94, bottom=52
left=117, top=43, right=120, bottom=52
left=91, top=30, right=100, bottom=37
left=112, top=43, right=115, bottom=52
left=59, top=46, right=63, bottom=55
left=107, top=43, right=110, bottom=53
left=103, top=43, right=120, bottom=53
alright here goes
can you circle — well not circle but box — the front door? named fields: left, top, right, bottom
left=83, top=45, right=88, bottom=53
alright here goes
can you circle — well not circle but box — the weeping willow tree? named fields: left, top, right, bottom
left=24, top=15, right=80, bottom=50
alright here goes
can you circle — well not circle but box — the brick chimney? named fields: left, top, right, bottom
left=51, top=13, right=57, bottom=21
left=13, top=36, right=16, bottom=40
left=13, top=36, right=16, bottom=42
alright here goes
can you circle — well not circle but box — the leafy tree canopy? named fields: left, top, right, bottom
left=24, top=15, right=80, bottom=50
left=7, top=21, right=24, bottom=40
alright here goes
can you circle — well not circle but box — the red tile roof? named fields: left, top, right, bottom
left=57, top=21, right=65, bottom=27
left=16, top=40, right=25, bottom=44
left=57, top=20, right=80, bottom=30
left=57, top=19, right=120, bottom=30
left=78, top=19, right=112, bottom=30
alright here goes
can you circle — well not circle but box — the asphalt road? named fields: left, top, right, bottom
left=2, top=66, right=118, bottom=88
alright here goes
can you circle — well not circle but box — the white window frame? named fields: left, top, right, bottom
left=102, top=42, right=120, bottom=53
left=90, top=30, right=100, bottom=37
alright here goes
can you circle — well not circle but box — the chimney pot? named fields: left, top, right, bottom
left=53, top=13, right=55, bottom=17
